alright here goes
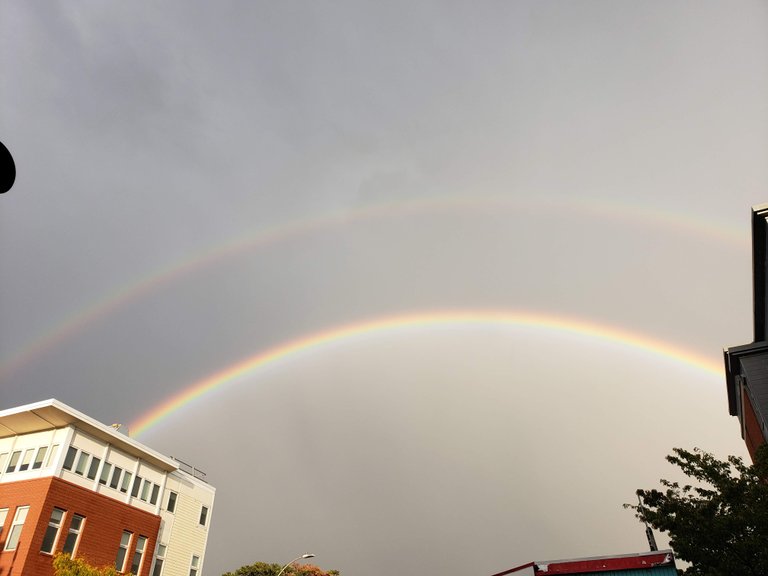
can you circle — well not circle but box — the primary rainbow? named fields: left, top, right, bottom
left=129, top=310, right=723, bottom=437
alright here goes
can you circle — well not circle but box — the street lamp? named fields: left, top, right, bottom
left=276, top=554, right=315, bottom=576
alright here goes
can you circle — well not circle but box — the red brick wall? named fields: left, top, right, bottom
left=742, top=388, right=766, bottom=462
left=0, top=476, right=161, bottom=576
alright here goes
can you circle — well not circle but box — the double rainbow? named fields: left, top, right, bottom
left=0, top=197, right=744, bottom=384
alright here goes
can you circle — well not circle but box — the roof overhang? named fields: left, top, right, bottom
left=0, top=399, right=178, bottom=472
left=724, top=341, right=768, bottom=415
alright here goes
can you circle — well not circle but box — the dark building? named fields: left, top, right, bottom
left=490, top=550, right=678, bottom=576
left=724, top=204, right=768, bottom=460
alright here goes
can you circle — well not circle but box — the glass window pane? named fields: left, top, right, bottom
left=7, top=451, right=21, bottom=473
left=4, top=506, right=29, bottom=551
left=167, top=492, right=177, bottom=513
left=87, top=457, right=101, bottom=480
left=46, top=445, right=59, bottom=467
left=75, top=452, right=89, bottom=475
left=131, top=535, right=147, bottom=574
left=99, top=462, right=112, bottom=485
left=141, top=479, right=151, bottom=501
left=63, top=531, right=78, bottom=554
left=132, top=476, right=143, bottom=497
left=115, top=531, right=132, bottom=571
left=150, top=484, right=160, bottom=505
left=63, top=447, right=77, bottom=470
left=19, top=449, right=34, bottom=471
left=33, top=446, right=48, bottom=469
left=6, top=524, right=23, bottom=550
left=41, top=525, right=58, bottom=553
left=121, top=471, right=133, bottom=493
left=41, top=508, right=65, bottom=553
left=110, top=467, right=122, bottom=489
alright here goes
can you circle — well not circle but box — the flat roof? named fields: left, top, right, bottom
left=0, top=399, right=178, bottom=472
left=492, top=550, right=675, bottom=575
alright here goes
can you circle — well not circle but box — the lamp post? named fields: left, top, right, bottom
left=276, top=554, right=315, bottom=576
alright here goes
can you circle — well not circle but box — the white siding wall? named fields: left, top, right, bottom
left=157, top=471, right=215, bottom=576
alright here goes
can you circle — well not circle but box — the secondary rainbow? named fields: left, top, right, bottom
left=130, top=310, right=723, bottom=437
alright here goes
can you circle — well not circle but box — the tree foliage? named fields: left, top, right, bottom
left=629, top=445, right=768, bottom=576
left=53, top=553, right=122, bottom=576
left=222, top=561, right=339, bottom=576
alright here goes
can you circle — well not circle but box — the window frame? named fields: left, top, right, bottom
left=199, top=505, right=209, bottom=527
left=63, top=446, right=77, bottom=471
left=74, top=451, right=90, bottom=475
left=189, top=554, right=200, bottom=576
left=4, top=506, right=30, bottom=551
left=18, top=448, right=34, bottom=472
left=0, top=508, right=8, bottom=536
left=40, top=507, right=65, bottom=554
left=115, top=530, right=132, bottom=572
left=166, top=491, right=178, bottom=513
left=87, top=456, right=101, bottom=480
left=120, top=471, right=133, bottom=493
left=130, top=535, right=148, bottom=575
left=110, top=466, right=123, bottom=490
left=6, top=450, right=21, bottom=473
left=99, top=462, right=112, bottom=485
left=46, top=444, right=60, bottom=467
left=62, top=513, right=85, bottom=556
left=32, top=446, right=48, bottom=470
left=151, top=544, right=167, bottom=576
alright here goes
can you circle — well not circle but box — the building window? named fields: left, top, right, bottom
left=115, top=530, right=132, bottom=572
left=75, top=451, right=90, bottom=475
left=151, top=544, right=167, bottom=576
left=63, top=446, right=77, bottom=471
left=120, top=471, right=133, bottom=493
left=167, top=491, right=177, bottom=513
left=110, top=466, right=123, bottom=489
left=189, top=555, right=200, bottom=576
left=99, top=462, right=112, bottom=485
left=33, top=446, right=48, bottom=469
left=62, top=514, right=85, bottom=556
left=131, top=475, right=143, bottom=498
left=18, top=449, right=34, bottom=471
left=87, top=457, right=101, bottom=480
left=46, top=444, right=60, bottom=467
left=199, top=506, right=208, bottom=526
left=6, top=451, right=21, bottom=473
left=4, top=506, right=29, bottom=551
left=141, top=479, right=151, bottom=501
left=130, top=535, right=148, bottom=575
left=150, top=484, right=160, bottom=505
left=0, top=508, right=8, bottom=535
left=41, top=508, right=65, bottom=554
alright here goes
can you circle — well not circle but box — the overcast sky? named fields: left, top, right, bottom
left=2, top=2, right=767, bottom=575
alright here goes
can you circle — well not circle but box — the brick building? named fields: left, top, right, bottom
left=724, top=204, right=768, bottom=460
left=0, top=399, right=215, bottom=576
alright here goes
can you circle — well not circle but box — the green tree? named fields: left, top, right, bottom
left=53, top=553, right=122, bottom=576
left=223, top=561, right=339, bottom=576
left=628, top=445, right=768, bottom=576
